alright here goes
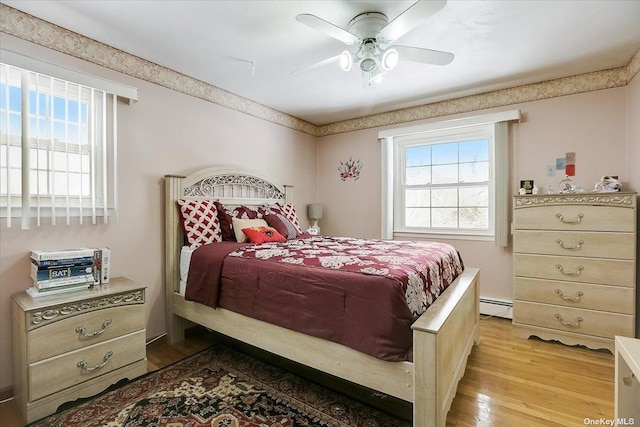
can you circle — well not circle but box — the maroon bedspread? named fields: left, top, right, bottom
left=185, top=236, right=463, bottom=362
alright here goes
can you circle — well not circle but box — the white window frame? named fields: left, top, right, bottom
left=380, top=110, right=520, bottom=242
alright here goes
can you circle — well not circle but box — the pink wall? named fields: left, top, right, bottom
left=0, top=35, right=318, bottom=390
left=318, top=87, right=632, bottom=305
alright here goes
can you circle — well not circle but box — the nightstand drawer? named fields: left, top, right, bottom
left=29, top=330, right=146, bottom=401
left=514, top=254, right=635, bottom=287
left=514, top=204, right=635, bottom=232
left=514, top=278, right=635, bottom=314
left=513, top=301, right=634, bottom=338
left=513, top=230, right=635, bottom=260
left=28, top=305, right=145, bottom=362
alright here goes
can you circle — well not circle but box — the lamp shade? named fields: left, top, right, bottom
left=307, top=203, right=323, bottom=220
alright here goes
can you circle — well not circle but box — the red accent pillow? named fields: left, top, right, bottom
left=242, top=226, right=286, bottom=244
left=177, top=199, right=222, bottom=248
left=214, top=201, right=262, bottom=241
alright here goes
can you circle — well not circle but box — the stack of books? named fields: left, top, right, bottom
left=28, top=248, right=110, bottom=298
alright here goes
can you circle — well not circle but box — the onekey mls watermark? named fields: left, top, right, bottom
left=584, top=418, right=635, bottom=426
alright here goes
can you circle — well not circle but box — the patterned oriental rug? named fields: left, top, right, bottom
left=31, top=343, right=411, bottom=427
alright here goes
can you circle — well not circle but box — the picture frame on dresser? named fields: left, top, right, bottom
left=512, top=192, right=637, bottom=352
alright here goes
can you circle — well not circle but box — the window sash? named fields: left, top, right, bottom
left=393, top=127, right=495, bottom=237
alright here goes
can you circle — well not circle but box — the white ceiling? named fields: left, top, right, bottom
left=3, top=0, right=640, bottom=126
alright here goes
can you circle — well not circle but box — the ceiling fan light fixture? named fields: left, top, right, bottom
left=339, top=50, right=352, bottom=72
left=381, top=48, right=398, bottom=71
left=360, top=57, right=376, bottom=73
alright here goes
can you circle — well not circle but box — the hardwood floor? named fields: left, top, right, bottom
left=0, top=317, right=614, bottom=426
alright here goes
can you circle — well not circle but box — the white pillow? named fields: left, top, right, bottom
left=232, top=217, right=268, bottom=243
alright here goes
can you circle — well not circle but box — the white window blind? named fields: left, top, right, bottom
left=0, top=56, right=134, bottom=229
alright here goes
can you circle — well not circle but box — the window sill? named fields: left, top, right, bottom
left=393, top=231, right=495, bottom=242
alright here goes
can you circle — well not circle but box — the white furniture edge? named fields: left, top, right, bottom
left=164, top=166, right=480, bottom=427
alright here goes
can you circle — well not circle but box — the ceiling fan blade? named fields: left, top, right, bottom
left=378, top=0, right=447, bottom=43
left=291, top=54, right=342, bottom=75
left=393, top=45, right=454, bottom=65
left=296, top=14, right=360, bottom=45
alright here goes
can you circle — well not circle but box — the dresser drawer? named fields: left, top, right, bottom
left=28, top=305, right=145, bottom=363
left=513, top=230, right=635, bottom=260
left=514, top=205, right=635, bottom=232
left=513, top=301, right=635, bottom=338
left=514, top=254, right=635, bottom=287
left=29, top=330, right=146, bottom=401
left=514, top=278, right=635, bottom=314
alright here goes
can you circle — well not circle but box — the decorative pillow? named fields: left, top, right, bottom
left=232, top=217, right=268, bottom=243
left=214, top=201, right=262, bottom=241
left=263, top=213, right=300, bottom=240
left=259, top=203, right=303, bottom=236
left=242, top=226, right=286, bottom=244
left=177, top=199, right=222, bottom=248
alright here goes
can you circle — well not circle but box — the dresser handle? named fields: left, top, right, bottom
left=76, top=319, right=112, bottom=338
left=554, top=314, right=583, bottom=327
left=555, top=239, right=584, bottom=250
left=623, top=374, right=636, bottom=386
left=555, top=213, right=584, bottom=224
left=554, top=289, right=583, bottom=302
left=77, top=350, right=113, bottom=372
left=555, top=264, right=584, bottom=276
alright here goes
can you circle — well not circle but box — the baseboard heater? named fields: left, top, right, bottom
left=479, top=297, right=513, bottom=319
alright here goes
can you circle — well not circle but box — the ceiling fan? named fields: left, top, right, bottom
left=293, top=0, right=454, bottom=84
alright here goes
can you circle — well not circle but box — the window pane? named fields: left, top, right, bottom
left=406, top=207, right=430, bottom=227
left=459, top=139, right=488, bottom=162
left=431, top=188, right=457, bottom=207
left=406, top=166, right=431, bottom=185
left=460, top=207, right=489, bottom=229
left=432, top=164, right=457, bottom=184
left=432, top=208, right=458, bottom=228
left=406, top=189, right=430, bottom=207
left=406, top=145, right=431, bottom=166
left=459, top=186, right=489, bottom=207
left=432, top=142, right=457, bottom=165
left=459, top=161, right=489, bottom=183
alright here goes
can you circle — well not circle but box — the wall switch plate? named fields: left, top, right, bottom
left=547, top=165, right=556, bottom=176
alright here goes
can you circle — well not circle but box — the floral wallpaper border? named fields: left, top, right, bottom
left=1, top=4, right=638, bottom=138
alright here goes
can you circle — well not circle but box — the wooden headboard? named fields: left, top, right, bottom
left=163, top=166, right=293, bottom=333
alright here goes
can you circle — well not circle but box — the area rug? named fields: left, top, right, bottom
left=31, top=343, right=410, bottom=427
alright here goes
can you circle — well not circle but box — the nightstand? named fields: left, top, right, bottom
left=12, top=277, right=147, bottom=424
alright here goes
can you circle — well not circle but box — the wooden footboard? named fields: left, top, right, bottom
left=167, top=267, right=479, bottom=426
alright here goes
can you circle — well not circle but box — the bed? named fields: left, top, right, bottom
left=164, top=166, right=480, bottom=427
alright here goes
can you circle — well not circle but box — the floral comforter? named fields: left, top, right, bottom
left=228, top=236, right=464, bottom=317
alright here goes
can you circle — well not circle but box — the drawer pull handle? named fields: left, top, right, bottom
left=555, top=239, right=584, bottom=250
left=554, top=289, right=584, bottom=302
left=76, top=319, right=112, bottom=338
left=77, top=350, right=113, bottom=372
left=555, top=213, right=584, bottom=224
left=554, top=314, right=583, bottom=327
left=623, top=374, right=636, bottom=386
left=555, top=264, right=584, bottom=276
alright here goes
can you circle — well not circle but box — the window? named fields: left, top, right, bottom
left=394, top=125, right=494, bottom=237
left=380, top=110, right=520, bottom=243
left=0, top=52, right=136, bottom=229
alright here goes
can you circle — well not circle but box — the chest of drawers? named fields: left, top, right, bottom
left=12, top=277, right=147, bottom=424
left=512, top=192, right=637, bottom=352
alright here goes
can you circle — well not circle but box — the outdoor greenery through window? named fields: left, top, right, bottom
left=0, top=61, right=115, bottom=227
